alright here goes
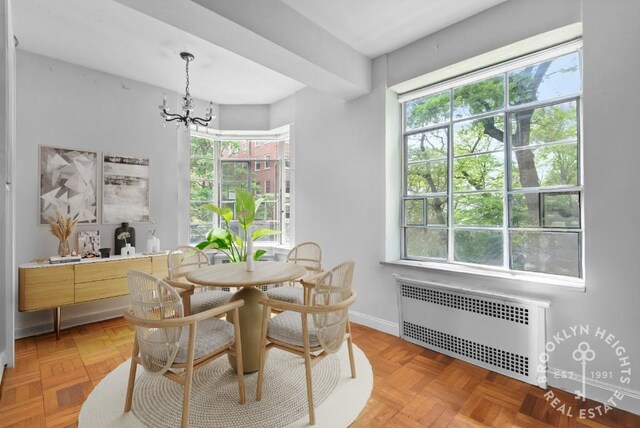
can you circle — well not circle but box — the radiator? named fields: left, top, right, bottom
left=396, top=275, right=550, bottom=387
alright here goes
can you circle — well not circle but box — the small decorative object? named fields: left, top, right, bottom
left=99, top=248, right=111, bottom=258
left=121, top=243, right=136, bottom=257
left=78, top=230, right=101, bottom=258
left=146, top=222, right=160, bottom=253
left=47, top=211, right=78, bottom=257
left=114, top=222, right=136, bottom=256
left=196, top=188, right=280, bottom=262
left=117, top=230, right=136, bottom=256
left=159, top=52, right=215, bottom=129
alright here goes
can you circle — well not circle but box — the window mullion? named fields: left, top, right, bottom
left=447, top=89, right=455, bottom=263
left=214, top=139, right=221, bottom=228
left=502, top=108, right=510, bottom=270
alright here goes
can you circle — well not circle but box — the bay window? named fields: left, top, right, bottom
left=189, top=133, right=291, bottom=245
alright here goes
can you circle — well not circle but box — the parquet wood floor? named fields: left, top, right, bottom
left=1, top=318, right=639, bottom=427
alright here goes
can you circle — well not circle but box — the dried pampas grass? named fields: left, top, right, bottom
left=47, top=211, right=78, bottom=243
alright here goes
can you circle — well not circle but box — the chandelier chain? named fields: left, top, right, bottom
left=185, top=56, right=190, bottom=96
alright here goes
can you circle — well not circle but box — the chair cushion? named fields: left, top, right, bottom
left=174, top=317, right=234, bottom=363
left=265, top=286, right=303, bottom=304
left=190, top=289, right=232, bottom=314
left=267, top=311, right=320, bottom=348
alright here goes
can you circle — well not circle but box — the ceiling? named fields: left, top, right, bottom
left=281, top=0, right=506, bottom=58
left=12, top=0, right=505, bottom=105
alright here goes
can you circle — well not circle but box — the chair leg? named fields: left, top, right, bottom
left=233, top=307, right=245, bottom=404
left=346, top=321, right=356, bottom=378
left=302, top=314, right=315, bottom=425
left=181, top=324, right=197, bottom=428
left=256, top=304, right=271, bottom=401
left=124, top=337, right=139, bottom=412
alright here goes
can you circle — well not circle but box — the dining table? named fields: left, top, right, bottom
left=185, top=261, right=307, bottom=373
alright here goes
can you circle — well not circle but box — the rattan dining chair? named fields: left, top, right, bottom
left=256, top=260, right=357, bottom=425
left=167, top=246, right=232, bottom=315
left=265, top=242, right=323, bottom=305
left=124, top=270, right=245, bottom=428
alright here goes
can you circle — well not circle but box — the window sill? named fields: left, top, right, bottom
left=380, top=259, right=585, bottom=291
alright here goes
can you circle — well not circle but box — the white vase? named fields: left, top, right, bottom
left=121, top=243, right=135, bottom=256
left=152, top=236, right=160, bottom=252
left=146, top=237, right=154, bottom=253
left=246, top=233, right=254, bottom=272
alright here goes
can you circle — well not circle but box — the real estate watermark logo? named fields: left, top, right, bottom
left=537, top=325, right=631, bottom=419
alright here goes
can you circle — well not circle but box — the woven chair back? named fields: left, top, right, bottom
left=311, top=260, right=354, bottom=353
left=127, top=270, right=184, bottom=375
left=287, top=242, right=322, bottom=277
left=168, top=246, right=211, bottom=279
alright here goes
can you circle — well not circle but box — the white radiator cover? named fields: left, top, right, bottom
left=396, top=275, right=550, bottom=387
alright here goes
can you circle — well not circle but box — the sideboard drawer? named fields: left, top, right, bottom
left=19, top=265, right=74, bottom=311
left=75, top=258, right=152, bottom=283
left=151, top=255, right=169, bottom=279
left=75, top=277, right=129, bottom=303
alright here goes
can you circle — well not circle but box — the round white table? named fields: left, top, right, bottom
left=186, top=261, right=306, bottom=373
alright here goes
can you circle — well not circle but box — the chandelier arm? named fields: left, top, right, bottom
left=163, top=115, right=186, bottom=123
left=191, top=117, right=212, bottom=126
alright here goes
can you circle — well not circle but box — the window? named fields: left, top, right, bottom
left=401, top=43, right=582, bottom=279
left=189, top=134, right=291, bottom=245
left=284, top=154, right=290, bottom=169
left=265, top=154, right=271, bottom=169
left=285, top=180, right=290, bottom=194
left=189, top=136, right=216, bottom=245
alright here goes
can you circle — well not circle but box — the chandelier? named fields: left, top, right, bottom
left=160, top=52, right=215, bottom=128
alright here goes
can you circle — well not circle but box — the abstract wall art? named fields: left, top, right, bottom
left=102, top=154, right=150, bottom=224
left=39, top=146, right=98, bottom=224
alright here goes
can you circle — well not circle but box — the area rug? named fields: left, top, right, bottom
left=79, top=344, right=372, bottom=427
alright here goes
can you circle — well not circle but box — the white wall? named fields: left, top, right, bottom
left=219, top=104, right=269, bottom=130
left=269, top=95, right=294, bottom=130
left=13, top=51, right=221, bottom=337
left=292, top=0, right=640, bottom=414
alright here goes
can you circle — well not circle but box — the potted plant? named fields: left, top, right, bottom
left=196, top=188, right=280, bottom=262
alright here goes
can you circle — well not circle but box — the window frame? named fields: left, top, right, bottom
left=400, top=41, right=583, bottom=281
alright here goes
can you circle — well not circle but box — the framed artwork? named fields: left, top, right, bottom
left=78, top=230, right=100, bottom=258
left=102, top=154, right=150, bottom=224
left=39, top=146, right=98, bottom=224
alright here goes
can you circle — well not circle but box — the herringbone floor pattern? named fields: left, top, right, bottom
left=1, top=318, right=638, bottom=427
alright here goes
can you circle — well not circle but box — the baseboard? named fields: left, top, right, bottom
left=15, top=305, right=129, bottom=339
left=349, top=310, right=399, bottom=336
left=548, top=367, right=640, bottom=416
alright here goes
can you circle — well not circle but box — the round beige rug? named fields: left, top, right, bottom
left=79, top=345, right=372, bottom=427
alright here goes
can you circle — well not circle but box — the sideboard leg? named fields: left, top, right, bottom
left=53, top=307, right=61, bottom=340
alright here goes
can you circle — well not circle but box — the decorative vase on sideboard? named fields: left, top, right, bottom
left=114, top=222, right=135, bottom=256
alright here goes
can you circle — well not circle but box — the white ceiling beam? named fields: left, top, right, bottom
left=114, top=0, right=371, bottom=101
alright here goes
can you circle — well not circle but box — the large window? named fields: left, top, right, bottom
left=401, top=43, right=582, bottom=279
left=189, top=134, right=291, bottom=245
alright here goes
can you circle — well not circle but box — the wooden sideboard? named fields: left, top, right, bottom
left=19, top=253, right=169, bottom=338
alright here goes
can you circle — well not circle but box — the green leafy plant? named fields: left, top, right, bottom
left=196, top=188, right=280, bottom=262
